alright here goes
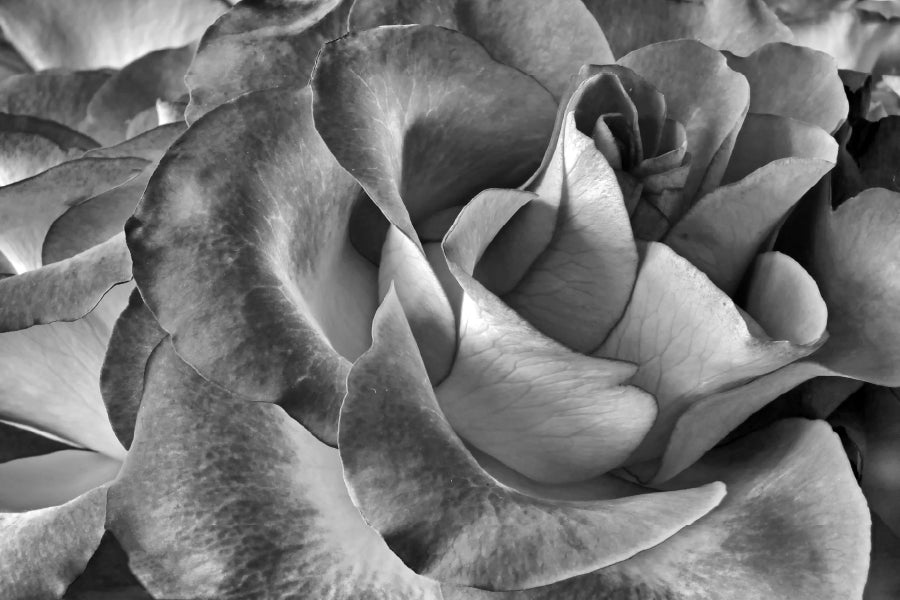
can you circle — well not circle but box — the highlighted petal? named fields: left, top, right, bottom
left=312, top=25, right=556, bottom=241
left=349, top=0, right=613, bottom=98
left=598, top=243, right=825, bottom=463
left=0, top=0, right=224, bottom=70
left=128, top=86, right=376, bottom=443
left=341, top=289, right=723, bottom=589
left=0, top=487, right=107, bottom=600
left=441, top=190, right=656, bottom=483
left=186, top=0, right=348, bottom=123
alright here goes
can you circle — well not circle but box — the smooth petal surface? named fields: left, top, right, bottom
left=186, top=0, right=348, bottom=123
left=107, top=341, right=447, bottom=599
left=341, top=289, right=724, bottom=590
left=0, top=114, right=98, bottom=186
left=725, top=42, right=847, bottom=133
left=502, top=113, right=638, bottom=352
left=349, top=0, right=613, bottom=99
left=619, top=40, right=750, bottom=201
left=0, top=450, right=120, bottom=512
left=128, top=86, right=376, bottom=444
left=84, top=122, right=185, bottom=162
left=440, top=190, right=656, bottom=483
left=0, top=420, right=74, bottom=464
left=0, top=156, right=145, bottom=273
left=860, top=387, right=900, bottom=537
left=598, top=243, right=826, bottom=464
left=312, top=25, right=556, bottom=241
left=809, top=188, right=900, bottom=385
left=0, top=69, right=112, bottom=132
left=583, top=0, right=791, bottom=57
left=0, top=0, right=224, bottom=70
left=0, top=487, right=107, bottom=600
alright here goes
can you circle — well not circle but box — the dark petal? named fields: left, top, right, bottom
left=0, top=69, right=113, bottom=132
left=312, top=25, right=556, bottom=241
left=0, top=420, right=76, bottom=465
left=349, top=0, right=614, bottom=99
left=185, top=0, right=349, bottom=122
left=128, top=86, right=376, bottom=444
left=63, top=532, right=153, bottom=600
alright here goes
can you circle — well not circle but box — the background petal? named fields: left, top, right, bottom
left=0, top=69, right=113, bottom=132
left=0, top=114, right=98, bottom=186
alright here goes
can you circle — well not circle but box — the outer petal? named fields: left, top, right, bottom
left=128, top=86, right=376, bottom=444
left=185, top=0, right=349, bottom=123
left=0, top=487, right=108, bottom=600
left=438, top=188, right=654, bottom=483
left=0, top=0, right=224, bottom=70
left=348, top=0, right=614, bottom=99
left=618, top=40, right=750, bottom=201
left=598, top=242, right=827, bottom=464
left=106, top=341, right=447, bottom=599
left=340, top=289, right=724, bottom=590
left=311, top=25, right=556, bottom=241
left=582, top=0, right=791, bottom=57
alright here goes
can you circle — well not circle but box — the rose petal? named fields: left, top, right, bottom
left=867, top=514, right=900, bottom=600
left=0, top=0, right=224, bottom=70
left=0, top=234, right=131, bottom=331
left=500, top=104, right=638, bottom=352
left=0, top=487, right=107, bottom=600
left=81, top=45, right=194, bottom=145
left=83, top=122, right=185, bottom=162
left=665, top=117, right=836, bottom=294
left=0, top=450, right=120, bottom=512
left=582, top=0, right=791, bottom=57
left=0, top=285, right=128, bottom=458
left=185, top=0, right=348, bottom=123
left=128, top=86, right=375, bottom=443
left=0, top=156, right=146, bottom=273
left=618, top=40, right=750, bottom=201
left=0, top=420, right=75, bottom=464
left=852, top=116, right=900, bottom=192
left=349, top=0, right=613, bottom=99
left=0, top=114, right=98, bottom=186
left=790, top=6, right=900, bottom=72
left=341, top=288, right=724, bottom=590
left=311, top=25, right=556, bottom=242
left=859, top=387, right=900, bottom=538
left=0, top=69, right=112, bottom=132
left=439, top=189, right=656, bottom=483
left=598, top=242, right=825, bottom=464
left=63, top=532, right=153, bottom=600
left=807, top=188, right=900, bottom=384
left=725, top=42, right=847, bottom=133
left=106, top=341, right=448, bottom=599
left=379, top=225, right=456, bottom=382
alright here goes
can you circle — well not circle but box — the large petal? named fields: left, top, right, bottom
left=665, top=114, right=837, bottom=294
left=0, top=0, right=224, bottom=70
left=341, top=289, right=723, bottom=590
left=106, top=341, right=447, bottom=599
left=0, top=157, right=145, bottom=273
left=0, top=487, right=107, bottom=600
left=0, top=114, right=98, bottom=186
left=0, top=69, right=112, bottom=132
left=725, top=42, right=847, bottom=133
left=311, top=25, right=556, bottom=241
left=597, top=242, right=826, bottom=464
left=582, top=0, right=791, bottom=57
left=868, top=514, right=900, bottom=600
left=348, top=0, right=613, bottom=99
left=807, top=188, right=900, bottom=384
left=618, top=40, right=750, bottom=201
left=128, top=86, right=376, bottom=444
left=185, top=0, right=348, bottom=123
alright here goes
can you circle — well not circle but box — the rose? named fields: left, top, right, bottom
left=98, top=1, right=892, bottom=597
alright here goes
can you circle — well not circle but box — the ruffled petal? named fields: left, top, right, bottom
left=348, top=0, right=613, bottom=99
left=582, top=0, right=791, bottom=57
left=185, top=0, right=348, bottom=123
left=859, top=387, right=900, bottom=538
left=341, top=288, right=723, bottom=590
left=597, top=242, right=827, bottom=464
left=128, top=86, right=375, bottom=443
left=618, top=40, right=750, bottom=201
left=311, top=25, right=556, bottom=241
left=0, top=0, right=224, bottom=70
left=62, top=533, right=153, bottom=600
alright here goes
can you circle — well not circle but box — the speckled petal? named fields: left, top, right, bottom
left=341, top=288, right=724, bottom=590
left=597, top=242, right=826, bottom=464
left=0, top=0, right=224, bottom=70
left=312, top=25, right=556, bottom=241
left=106, top=341, right=447, bottom=599
left=127, top=86, right=376, bottom=444
left=582, top=0, right=791, bottom=57
left=0, top=487, right=107, bottom=600
left=349, top=0, right=613, bottom=99
left=0, top=114, right=98, bottom=186
left=185, top=0, right=348, bottom=123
